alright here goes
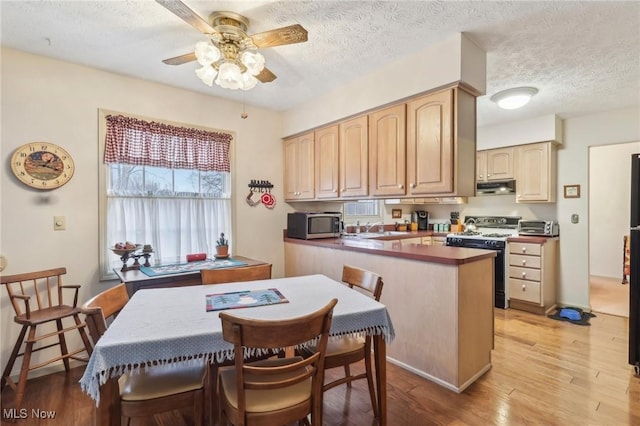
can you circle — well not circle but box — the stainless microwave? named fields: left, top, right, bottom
left=287, top=212, right=342, bottom=239
left=517, top=220, right=559, bottom=236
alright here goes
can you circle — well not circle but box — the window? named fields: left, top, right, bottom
left=99, top=112, right=234, bottom=279
left=343, top=200, right=382, bottom=224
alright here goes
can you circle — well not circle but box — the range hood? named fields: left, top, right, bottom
left=476, top=180, right=516, bottom=195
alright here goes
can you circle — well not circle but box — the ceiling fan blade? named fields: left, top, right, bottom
left=162, top=52, right=196, bottom=65
left=256, top=67, right=277, bottom=83
left=250, top=24, right=308, bottom=48
left=156, top=0, right=215, bottom=34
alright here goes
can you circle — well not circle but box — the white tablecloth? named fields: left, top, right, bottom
left=80, top=274, right=395, bottom=403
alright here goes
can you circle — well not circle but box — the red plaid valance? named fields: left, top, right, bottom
left=104, top=115, right=232, bottom=172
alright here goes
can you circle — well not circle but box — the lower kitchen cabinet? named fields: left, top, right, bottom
left=508, top=238, right=558, bottom=314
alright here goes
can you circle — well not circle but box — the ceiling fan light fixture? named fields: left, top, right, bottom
left=216, top=62, right=243, bottom=90
left=194, top=41, right=220, bottom=66
left=491, top=87, right=538, bottom=110
left=240, top=51, right=265, bottom=76
left=195, top=65, right=217, bottom=86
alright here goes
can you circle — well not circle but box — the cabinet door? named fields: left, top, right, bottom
left=476, top=151, right=487, bottom=181
left=369, top=104, right=406, bottom=196
left=515, top=142, right=553, bottom=202
left=339, top=115, right=368, bottom=198
left=486, top=147, right=514, bottom=181
left=406, top=90, right=453, bottom=195
left=315, top=125, right=339, bottom=199
left=284, top=132, right=315, bottom=200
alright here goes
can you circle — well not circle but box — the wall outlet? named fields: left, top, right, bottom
left=54, top=216, right=66, bottom=231
left=571, top=214, right=579, bottom=224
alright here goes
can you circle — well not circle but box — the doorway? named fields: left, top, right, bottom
left=588, top=142, right=640, bottom=317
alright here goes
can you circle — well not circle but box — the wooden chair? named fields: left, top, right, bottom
left=300, top=265, right=383, bottom=418
left=1, top=267, right=93, bottom=412
left=81, top=283, right=208, bottom=426
left=218, top=298, right=337, bottom=426
left=200, top=263, right=272, bottom=285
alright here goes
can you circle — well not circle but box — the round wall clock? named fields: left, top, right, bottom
left=10, top=142, right=75, bottom=190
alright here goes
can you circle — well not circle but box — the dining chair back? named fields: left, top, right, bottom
left=218, top=298, right=338, bottom=426
left=1, top=267, right=93, bottom=412
left=300, top=265, right=384, bottom=418
left=200, top=263, right=272, bottom=285
left=81, top=283, right=208, bottom=426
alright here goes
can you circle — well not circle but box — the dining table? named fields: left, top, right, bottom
left=80, top=274, right=395, bottom=426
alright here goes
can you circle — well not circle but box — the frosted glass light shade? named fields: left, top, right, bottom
left=195, top=65, right=217, bottom=86
left=241, top=73, right=258, bottom=91
left=491, top=87, right=538, bottom=110
left=194, top=41, right=221, bottom=66
left=216, top=62, right=243, bottom=90
left=240, top=51, right=265, bottom=76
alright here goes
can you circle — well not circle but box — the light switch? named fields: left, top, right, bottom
left=571, top=214, right=579, bottom=224
left=54, top=216, right=66, bottom=231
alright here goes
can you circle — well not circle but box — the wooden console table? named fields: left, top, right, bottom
left=113, top=256, right=270, bottom=295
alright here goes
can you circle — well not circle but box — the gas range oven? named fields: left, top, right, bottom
left=445, top=216, right=521, bottom=309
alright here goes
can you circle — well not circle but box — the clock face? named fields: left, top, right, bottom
left=10, top=142, right=75, bottom=190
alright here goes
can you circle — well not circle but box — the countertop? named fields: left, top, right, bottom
left=283, top=232, right=495, bottom=266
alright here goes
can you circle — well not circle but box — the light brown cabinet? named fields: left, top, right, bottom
left=284, top=132, right=315, bottom=201
left=515, top=142, right=557, bottom=203
left=508, top=239, right=557, bottom=314
left=369, top=104, right=406, bottom=196
left=314, top=125, right=339, bottom=199
left=407, top=88, right=476, bottom=196
left=314, top=117, right=368, bottom=200
left=339, top=115, right=369, bottom=198
left=476, top=147, right=514, bottom=182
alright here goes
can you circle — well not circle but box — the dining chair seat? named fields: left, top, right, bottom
left=119, top=362, right=206, bottom=401
left=13, top=305, right=81, bottom=325
left=219, top=357, right=311, bottom=413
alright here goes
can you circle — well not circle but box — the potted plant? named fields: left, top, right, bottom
left=215, top=232, right=229, bottom=258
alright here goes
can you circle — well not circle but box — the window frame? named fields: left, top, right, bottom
left=98, top=109, right=236, bottom=280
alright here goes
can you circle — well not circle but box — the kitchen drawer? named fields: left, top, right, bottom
left=509, top=266, right=541, bottom=282
left=509, top=242, right=541, bottom=256
left=510, top=254, right=541, bottom=269
left=509, top=278, right=541, bottom=304
left=421, top=237, right=432, bottom=245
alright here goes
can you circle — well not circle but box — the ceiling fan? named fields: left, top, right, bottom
left=156, top=0, right=308, bottom=90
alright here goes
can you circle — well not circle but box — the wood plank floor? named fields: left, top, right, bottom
left=2, top=308, right=639, bottom=425
left=590, top=275, right=629, bottom=317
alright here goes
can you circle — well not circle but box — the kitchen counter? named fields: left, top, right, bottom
left=283, top=232, right=496, bottom=265
left=284, top=231, right=495, bottom=393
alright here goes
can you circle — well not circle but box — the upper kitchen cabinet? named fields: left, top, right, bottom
left=284, top=132, right=315, bottom=201
left=314, top=125, right=340, bottom=199
left=514, top=142, right=557, bottom=203
left=406, top=87, right=476, bottom=196
left=339, top=115, right=369, bottom=198
left=477, top=147, right=514, bottom=182
left=369, top=104, right=407, bottom=196
left=314, top=117, right=368, bottom=200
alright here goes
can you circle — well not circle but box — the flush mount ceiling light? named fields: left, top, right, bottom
left=490, top=87, right=538, bottom=110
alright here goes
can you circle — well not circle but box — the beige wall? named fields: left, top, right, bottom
left=0, top=48, right=290, bottom=375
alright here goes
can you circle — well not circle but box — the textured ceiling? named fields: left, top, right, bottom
left=1, top=1, right=639, bottom=127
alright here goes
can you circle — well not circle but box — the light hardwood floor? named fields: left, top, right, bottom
left=2, top=308, right=639, bottom=425
left=590, top=275, right=630, bottom=317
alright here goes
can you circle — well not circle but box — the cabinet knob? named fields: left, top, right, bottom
left=487, top=173, right=491, bottom=177
left=522, top=260, right=527, bottom=265
left=479, top=174, right=483, bottom=178
left=410, top=183, right=416, bottom=188
left=521, top=247, right=527, bottom=253
left=333, top=189, right=337, bottom=193
left=341, top=188, right=345, bottom=192
left=397, top=184, right=404, bottom=189
left=522, top=272, right=526, bottom=278
left=522, top=284, right=526, bottom=291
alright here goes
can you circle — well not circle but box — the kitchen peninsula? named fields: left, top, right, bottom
left=284, top=233, right=496, bottom=392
